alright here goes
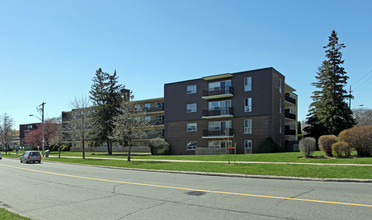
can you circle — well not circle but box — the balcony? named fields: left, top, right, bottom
left=285, top=110, right=296, bottom=120
left=202, top=128, right=234, bottom=138
left=144, top=106, right=164, bottom=113
left=202, top=87, right=233, bottom=99
left=202, top=107, right=233, bottom=119
left=149, top=119, right=164, bottom=126
left=285, top=125, right=296, bottom=136
left=285, top=93, right=296, bottom=105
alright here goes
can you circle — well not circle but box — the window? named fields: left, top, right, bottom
left=244, top=98, right=252, bottom=112
left=279, top=78, right=282, bottom=94
left=134, top=117, right=140, bottom=123
left=244, top=77, right=252, bottom=91
left=187, top=123, right=197, bottom=132
left=144, top=103, right=151, bottom=109
left=244, top=140, right=253, bottom=154
left=145, top=116, right=151, bottom=122
left=187, top=141, right=197, bottom=150
left=208, top=140, right=232, bottom=148
left=244, top=119, right=252, bottom=134
left=208, top=80, right=232, bottom=94
left=280, top=98, right=282, bottom=113
left=279, top=119, right=282, bottom=134
left=155, top=102, right=163, bottom=108
left=208, top=100, right=231, bottom=110
left=187, top=85, right=197, bottom=94
left=187, top=103, right=197, bottom=113
left=208, top=121, right=232, bottom=131
left=136, top=104, right=141, bottom=110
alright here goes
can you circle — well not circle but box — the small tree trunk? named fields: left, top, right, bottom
left=58, top=147, right=61, bottom=158
left=127, top=140, right=131, bottom=162
left=82, top=140, right=85, bottom=159
left=107, top=141, right=112, bottom=155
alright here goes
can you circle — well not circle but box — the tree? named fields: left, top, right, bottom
left=48, top=117, right=67, bottom=158
left=0, top=113, right=14, bottom=154
left=110, top=93, right=150, bottom=161
left=305, top=30, right=355, bottom=138
left=89, top=68, right=124, bottom=155
left=353, top=108, right=372, bottom=126
left=68, top=96, right=92, bottom=159
left=24, top=118, right=59, bottom=150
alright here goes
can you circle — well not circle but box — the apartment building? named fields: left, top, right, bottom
left=164, top=67, right=297, bottom=155
left=61, top=97, right=164, bottom=152
left=132, top=97, right=165, bottom=148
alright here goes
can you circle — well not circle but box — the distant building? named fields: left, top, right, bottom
left=19, top=123, right=41, bottom=146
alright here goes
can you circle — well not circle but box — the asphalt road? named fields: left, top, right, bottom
left=1, top=158, right=372, bottom=220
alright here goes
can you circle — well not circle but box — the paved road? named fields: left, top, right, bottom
left=1, top=158, right=372, bottom=220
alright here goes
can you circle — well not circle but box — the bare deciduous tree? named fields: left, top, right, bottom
left=67, top=96, right=92, bottom=159
left=111, top=95, right=150, bottom=161
left=353, top=108, right=372, bottom=126
left=0, top=113, right=14, bottom=154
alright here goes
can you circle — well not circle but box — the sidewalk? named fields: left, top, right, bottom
left=48, top=155, right=372, bottom=166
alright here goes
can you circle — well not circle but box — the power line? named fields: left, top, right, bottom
left=353, top=74, right=372, bottom=91
left=352, top=69, right=372, bottom=87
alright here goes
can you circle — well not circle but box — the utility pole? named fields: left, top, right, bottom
left=40, top=102, right=46, bottom=157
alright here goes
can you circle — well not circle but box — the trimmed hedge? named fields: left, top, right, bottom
left=258, top=137, right=283, bottom=153
left=318, top=135, right=338, bottom=157
left=338, top=126, right=372, bottom=157
left=299, top=137, right=316, bottom=158
left=332, top=141, right=351, bottom=158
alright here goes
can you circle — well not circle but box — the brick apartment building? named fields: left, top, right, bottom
left=164, top=67, right=297, bottom=155
left=61, top=67, right=297, bottom=155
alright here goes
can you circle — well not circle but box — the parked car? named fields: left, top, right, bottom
left=20, top=151, right=42, bottom=164
left=0, top=152, right=2, bottom=160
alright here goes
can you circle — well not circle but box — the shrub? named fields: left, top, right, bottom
left=338, top=126, right=372, bottom=157
left=332, top=141, right=351, bottom=158
left=318, top=135, right=338, bottom=157
left=299, top=137, right=316, bottom=158
left=149, top=138, right=171, bottom=155
left=258, top=137, right=283, bottom=153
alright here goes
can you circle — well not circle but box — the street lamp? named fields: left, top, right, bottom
left=29, top=102, right=46, bottom=157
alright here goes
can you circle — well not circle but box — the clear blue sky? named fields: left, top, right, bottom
left=1, top=0, right=371, bottom=129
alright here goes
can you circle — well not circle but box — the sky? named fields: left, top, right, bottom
left=1, top=0, right=371, bottom=129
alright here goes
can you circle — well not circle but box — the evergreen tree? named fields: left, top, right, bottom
left=305, top=30, right=355, bottom=138
left=89, top=68, right=123, bottom=155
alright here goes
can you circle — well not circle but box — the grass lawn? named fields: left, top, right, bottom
left=44, top=150, right=372, bottom=164
left=3, top=150, right=372, bottom=179
left=0, top=208, right=31, bottom=220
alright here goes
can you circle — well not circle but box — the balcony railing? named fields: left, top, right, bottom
left=203, top=128, right=234, bottom=137
left=202, top=86, right=233, bottom=97
left=144, top=106, right=164, bottom=112
left=285, top=110, right=296, bottom=120
left=203, top=107, right=233, bottom=117
left=149, top=119, right=164, bottom=125
left=285, top=129, right=296, bottom=135
left=285, top=93, right=296, bottom=105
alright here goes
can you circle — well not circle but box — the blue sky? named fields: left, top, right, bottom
left=1, top=0, right=371, bottom=129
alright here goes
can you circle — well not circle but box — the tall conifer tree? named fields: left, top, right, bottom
left=89, top=68, right=123, bottom=155
left=305, top=30, right=355, bottom=138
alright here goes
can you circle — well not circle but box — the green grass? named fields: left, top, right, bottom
left=3, top=150, right=372, bottom=179
left=40, top=157, right=372, bottom=179
left=0, top=208, right=31, bottom=220
left=44, top=150, right=372, bottom=164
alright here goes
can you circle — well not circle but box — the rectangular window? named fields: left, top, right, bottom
left=280, top=119, right=282, bottom=134
left=244, top=98, right=252, bottom=112
left=145, top=116, right=151, bottom=122
left=134, top=117, right=140, bottom=123
left=244, top=119, right=252, bottom=134
left=155, top=102, right=163, bottom=108
left=187, top=85, right=197, bottom=94
left=280, top=98, right=282, bottom=113
left=208, top=80, right=231, bottom=94
left=144, top=103, right=151, bottom=109
left=187, top=103, right=197, bottom=113
left=187, top=141, right=197, bottom=150
left=208, top=121, right=232, bottom=131
left=279, top=78, right=282, bottom=94
left=244, top=77, right=252, bottom=91
left=187, top=123, right=197, bottom=132
left=208, top=100, right=231, bottom=110
left=244, top=140, right=253, bottom=154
